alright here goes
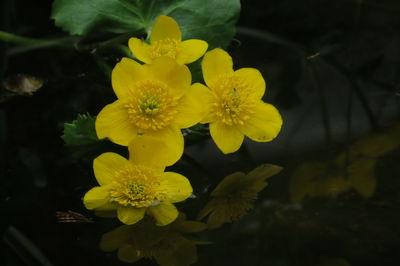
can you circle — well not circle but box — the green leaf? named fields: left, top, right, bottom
left=51, top=0, right=241, bottom=49
left=61, top=113, right=99, bottom=146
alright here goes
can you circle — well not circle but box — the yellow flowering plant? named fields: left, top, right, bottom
left=129, top=15, right=208, bottom=65
left=192, top=48, right=283, bottom=154
left=61, top=11, right=283, bottom=266
left=83, top=138, right=193, bottom=226
left=96, top=55, right=206, bottom=165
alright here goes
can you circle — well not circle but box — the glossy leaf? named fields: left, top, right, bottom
left=62, top=113, right=98, bottom=146
left=51, top=0, right=240, bottom=48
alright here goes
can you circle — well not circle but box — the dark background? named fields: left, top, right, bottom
left=1, top=0, right=400, bottom=265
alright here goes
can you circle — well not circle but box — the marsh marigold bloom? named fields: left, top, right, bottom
left=83, top=140, right=193, bottom=226
left=194, top=48, right=283, bottom=154
left=96, top=56, right=206, bottom=165
left=129, top=15, right=208, bottom=65
left=197, top=164, right=282, bottom=228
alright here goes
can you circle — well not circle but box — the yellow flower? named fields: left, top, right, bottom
left=197, top=164, right=282, bottom=228
left=100, top=214, right=205, bottom=265
left=129, top=15, right=208, bottom=65
left=194, top=48, right=283, bottom=154
left=96, top=56, right=206, bottom=165
left=83, top=139, right=193, bottom=226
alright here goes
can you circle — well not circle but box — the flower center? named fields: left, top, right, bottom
left=109, top=165, right=166, bottom=208
left=210, top=75, right=255, bottom=126
left=124, top=80, right=179, bottom=132
left=149, top=38, right=181, bottom=60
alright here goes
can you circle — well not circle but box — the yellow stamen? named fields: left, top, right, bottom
left=123, top=80, right=179, bottom=132
left=109, top=165, right=166, bottom=208
left=149, top=38, right=181, bottom=60
left=210, top=74, right=255, bottom=126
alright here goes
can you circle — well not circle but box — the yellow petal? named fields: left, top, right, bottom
left=209, top=121, right=244, bottom=154
left=93, top=152, right=129, bottom=185
left=174, top=83, right=211, bottom=128
left=117, top=245, right=142, bottom=263
left=117, top=206, right=146, bottom=225
left=83, top=186, right=111, bottom=210
left=148, top=202, right=179, bottom=226
left=234, top=68, right=266, bottom=99
left=95, top=100, right=137, bottom=146
left=201, top=48, right=234, bottom=87
left=176, top=39, right=208, bottom=64
left=161, top=172, right=192, bottom=203
left=238, top=102, right=282, bottom=142
left=150, top=15, right=181, bottom=43
left=130, top=126, right=184, bottom=166
left=128, top=135, right=170, bottom=169
left=144, top=57, right=191, bottom=98
left=128, top=37, right=151, bottom=64
left=111, top=57, right=147, bottom=99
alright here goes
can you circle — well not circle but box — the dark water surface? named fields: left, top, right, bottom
left=1, top=0, right=400, bottom=265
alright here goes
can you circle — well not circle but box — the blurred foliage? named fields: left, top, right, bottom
left=52, top=0, right=240, bottom=49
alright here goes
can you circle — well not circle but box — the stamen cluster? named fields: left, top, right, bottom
left=110, top=165, right=166, bottom=208
left=123, top=80, right=178, bottom=131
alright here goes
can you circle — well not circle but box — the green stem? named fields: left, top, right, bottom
left=0, top=30, right=76, bottom=47
left=236, top=26, right=307, bottom=54
left=308, top=62, right=332, bottom=147
left=1, top=30, right=143, bottom=56
left=0, top=30, right=43, bottom=45
left=2, top=31, right=78, bottom=56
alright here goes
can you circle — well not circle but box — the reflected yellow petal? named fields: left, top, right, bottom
left=100, top=225, right=132, bottom=252
left=150, top=15, right=182, bottom=43
left=117, top=206, right=146, bottom=225
left=148, top=202, right=178, bottom=226
left=348, top=158, right=376, bottom=198
left=211, top=172, right=245, bottom=196
left=238, top=102, right=282, bottom=142
left=201, top=48, right=234, bottom=87
left=111, top=57, right=147, bottom=99
left=234, top=68, right=266, bottom=99
left=83, top=186, right=111, bottom=210
left=128, top=37, right=151, bottom=64
left=210, top=121, right=244, bottom=154
left=161, top=172, right=192, bottom=203
left=246, top=164, right=283, bottom=190
left=95, top=100, right=137, bottom=146
left=93, top=152, right=129, bottom=185
left=176, top=39, right=208, bottom=64
left=117, top=244, right=142, bottom=263
left=176, top=221, right=207, bottom=233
